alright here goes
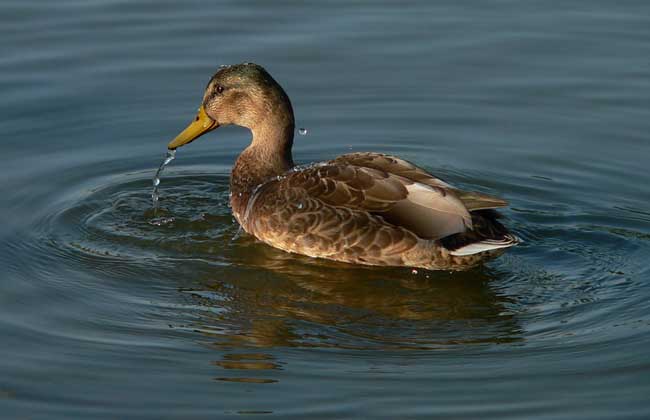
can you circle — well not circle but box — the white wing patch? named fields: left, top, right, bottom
left=383, top=181, right=473, bottom=240
left=404, top=183, right=472, bottom=228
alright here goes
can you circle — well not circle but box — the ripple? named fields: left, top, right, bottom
left=44, top=172, right=235, bottom=264
left=3, top=0, right=650, bottom=416
left=2, top=160, right=649, bottom=420
left=14, top=165, right=646, bottom=358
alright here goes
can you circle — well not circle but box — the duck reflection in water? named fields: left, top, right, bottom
left=184, top=238, right=522, bottom=351
left=186, top=245, right=523, bottom=383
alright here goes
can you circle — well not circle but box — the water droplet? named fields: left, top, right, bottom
left=411, top=269, right=418, bottom=275
left=291, top=161, right=328, bottom=172
left=297, top=203, right=303, bottom=209
left=232, top=225, right=244, bottom=241
left=149, top=216, right=175, bottom=227
left=151, top=149, right=176, bottom=213
left=238, top=192, right=242, bottom=197
left=298, top=128, right=308, bottom=135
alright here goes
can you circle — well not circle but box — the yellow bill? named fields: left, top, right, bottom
left=168, top=105, right=219, bottom=150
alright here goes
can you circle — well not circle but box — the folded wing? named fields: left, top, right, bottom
left=286, top=162, right=473, bottom=240
left=331, top=152, right=508, bottom=211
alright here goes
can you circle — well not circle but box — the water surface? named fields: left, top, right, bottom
left=1, top=1, right=650, bottom=418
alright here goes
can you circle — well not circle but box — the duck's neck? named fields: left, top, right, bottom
left=230, top=119, right=295, bottom=194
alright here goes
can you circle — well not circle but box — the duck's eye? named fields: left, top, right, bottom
left=216, top=85, right=224, bottom=94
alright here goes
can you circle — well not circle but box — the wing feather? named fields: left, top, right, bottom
left=285, top=162, right=472, bottom=239
left=332, top=152, right=508, bottom=210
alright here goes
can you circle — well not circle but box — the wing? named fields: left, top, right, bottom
left=280, top=163, right=472, bottom=240
left=331, top=152, right=508, bottom=211
left=245, top=186, right=421, bottom=266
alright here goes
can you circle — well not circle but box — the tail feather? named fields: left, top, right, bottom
left=448, top=234, right=519, bottom=256
left=440, top=209, right=519, bottom=256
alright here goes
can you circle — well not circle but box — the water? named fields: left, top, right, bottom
left=1, top=1, right=650, bottom=419
left=151, top=149, right=176, bottom=211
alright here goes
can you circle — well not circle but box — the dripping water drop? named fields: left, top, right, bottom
left=151, top=149, right=176, bottom=214
left=298, top=128, right=308, bottom=136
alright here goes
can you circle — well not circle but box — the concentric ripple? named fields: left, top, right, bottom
left=1, top=160, right=649, bottom=417
left=15, top=164, right=646, bottom=355
left=38, top=171, right=236, bottom=265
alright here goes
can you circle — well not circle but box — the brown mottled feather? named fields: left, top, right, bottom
left=332, top=152, right=508, bottom=210
left=230, top=157, right=513, bottom=270
left=235, top=180, right=424, bottom=267
left=287, top=163, right=472, bottom=239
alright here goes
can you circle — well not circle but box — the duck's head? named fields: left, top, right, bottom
left=168, top=63, right=294, bottom=150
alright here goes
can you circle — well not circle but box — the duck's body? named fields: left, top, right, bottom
left=169, top=63, right=518, bottom=271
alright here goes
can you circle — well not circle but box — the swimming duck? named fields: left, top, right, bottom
left=168, top=63, right=518, bottom=270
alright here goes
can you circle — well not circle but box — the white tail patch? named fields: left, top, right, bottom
left=449, top=235, right=519, bottom=256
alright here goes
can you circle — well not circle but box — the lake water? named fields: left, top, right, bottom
left=1, top=1, right=649, bottom=418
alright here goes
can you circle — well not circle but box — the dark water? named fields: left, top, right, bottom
left=2, top=1, right=650, bottom=418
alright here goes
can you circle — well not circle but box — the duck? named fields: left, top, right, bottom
left=167, top=63, right=518, bottom=271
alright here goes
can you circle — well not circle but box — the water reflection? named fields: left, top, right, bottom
left=185, top=239, right=523, bottom=349
left=180, top=243, right=522, bottom=383
left=213, top=353, right=281, bottom=384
